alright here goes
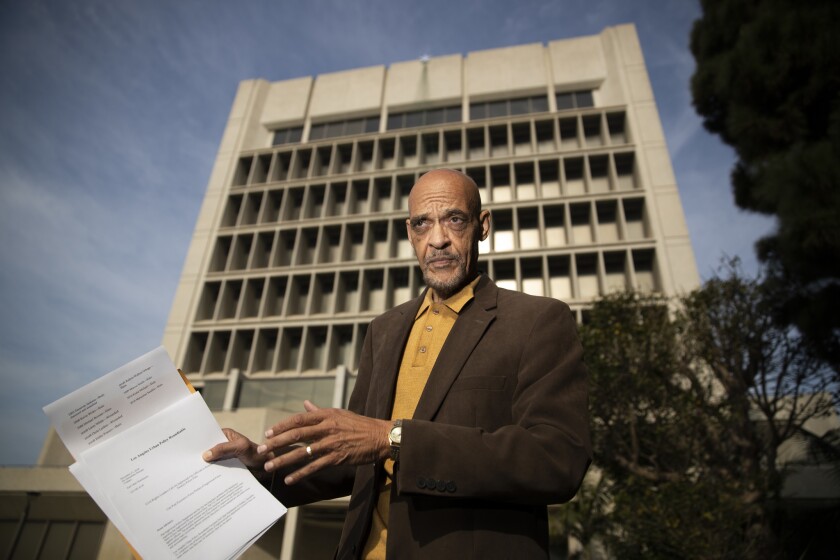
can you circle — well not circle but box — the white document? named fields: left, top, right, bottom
left=44, top=346, right=192, bottom=459
left=44, top=347, right=286, bottom=560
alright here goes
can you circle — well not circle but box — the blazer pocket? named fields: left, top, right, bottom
left=450, top=375, right=507, bottom=392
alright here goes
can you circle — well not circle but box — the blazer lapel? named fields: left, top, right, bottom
left=412, top=275, right=499, bottom=421
left=371, top=290, right=426, bottom=419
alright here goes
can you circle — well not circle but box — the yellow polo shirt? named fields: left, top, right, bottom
left=362, top=277, right=480, bottom=559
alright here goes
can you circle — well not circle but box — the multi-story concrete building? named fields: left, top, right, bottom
left=2, top=24, right=702, bottom=558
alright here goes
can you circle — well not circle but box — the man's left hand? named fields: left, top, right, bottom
left=258, top=400, right=392, bottom=485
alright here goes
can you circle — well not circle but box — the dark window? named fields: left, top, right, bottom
left=509, top=97, right=530, bottom=115
left=364, top=116, right=380, bottom=133
left=555, top=90, right=595, bottom=111
left=469, top=95, right=549, bottom=121
left=426, top=108, right=444, bottom=125
left=445, top=105, right=462, bottom=123
left=272, top=126, right=304, bottom=146
left=388, top=113, right=403, bottom=130
left=531, top=96, right=549, bottom=113
left=385, top=105, right=462, bottom=130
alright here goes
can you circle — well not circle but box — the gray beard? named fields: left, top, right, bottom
left=422, top=255, right=469, bottom=300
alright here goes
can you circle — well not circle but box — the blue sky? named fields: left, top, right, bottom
left=0, top=0, right=773, bottom=466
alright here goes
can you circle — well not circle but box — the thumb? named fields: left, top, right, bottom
left=303, top=400, right=320, bottom=412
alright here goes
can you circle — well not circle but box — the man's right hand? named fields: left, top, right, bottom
left=203, top=428, right=273, bottom=480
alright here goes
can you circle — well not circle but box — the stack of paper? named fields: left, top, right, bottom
left=44, top=347, right=286, bottom=560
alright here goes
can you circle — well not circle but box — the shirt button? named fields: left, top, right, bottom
left=419, top=346, right=427, bottom=353
left=433, top=309, right=440, bottom=315
left=425, top=325, right=433, bottom=332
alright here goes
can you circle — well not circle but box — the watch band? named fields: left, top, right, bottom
left=389, top=419, right=403, bottom=461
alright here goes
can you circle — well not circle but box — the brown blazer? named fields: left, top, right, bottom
left=279, top=275, right=591, bottom=559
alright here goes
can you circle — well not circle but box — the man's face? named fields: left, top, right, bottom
left=406, top=170, right=490, bottom=301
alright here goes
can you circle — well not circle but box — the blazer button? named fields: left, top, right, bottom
left=435, top=479, right=446, bottom=492
left=426, top=477, right=437, bottom=489
left=417, top=477, right=426, bottom=489
left=446, top=481, right=456, bottom=493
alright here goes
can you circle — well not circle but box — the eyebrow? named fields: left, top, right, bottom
left=409, top=208, right=470, bottom=223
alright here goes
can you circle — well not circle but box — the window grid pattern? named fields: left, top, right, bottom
left=185, top=105, right=660, bottom=385
left=272, top=126, right=304, bottom=146
left=387, top=105, right=462, bottom=130
left=470, top=95, right=549, bottom=121
left=308, top=116, right=381, bottom=142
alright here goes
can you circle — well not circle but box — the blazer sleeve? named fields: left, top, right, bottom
left=394, top=299, right=591, bottom=506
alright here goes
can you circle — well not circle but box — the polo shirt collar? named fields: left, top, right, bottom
left=415, top=275, right=481, bottom=319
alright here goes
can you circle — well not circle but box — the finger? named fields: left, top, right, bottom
left=281, top=454, right=334, bottom=485
left=303, top=400, right=320, bottom=412
left=264, top=443, right=316, bottom=472
left=203, top=438, right=248, bottom=462
left=265, top=410, right=324, bottom=438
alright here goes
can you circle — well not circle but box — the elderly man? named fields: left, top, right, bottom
left=205, top=168, right=591, bottom=559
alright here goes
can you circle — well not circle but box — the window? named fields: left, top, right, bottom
left=469, top=95, right=549, bottom=121
left=555, top=90, right=595, bottom=110
left=272, top=126, right=303, bottom=146
left=309, top=116, right=381, bottom=141
left=386, top=105, right=462, bottom=130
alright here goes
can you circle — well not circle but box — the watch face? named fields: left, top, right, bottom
left=389, top=426, right=402, bottom=445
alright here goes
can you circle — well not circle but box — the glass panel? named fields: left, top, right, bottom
left=493, top=210, right=514, bottom=252
left=604, top=252, right=627, bottom=293
left=288, top=126, right=303, bottom=143
left=493, top=259, right=517, bottom=291
left=623, top=198, right=647, bottom=240
left=570, top=203, right=592, bottom=244
left=543, top=205, right=566, bottom=247
left=559, top=117, right=578, bottom=149
left=521, top=258, right=544, bottom=296
left=589, top=155, right=610, bottom=193
left=67, top=523, right=105, bottom=560
left=530, top=95, right=549, bottom=113
left=564, top=158, right=585, bottom=195
left=344, top=119, right=363, bottom=136
left=39, top=521, right=74, bottom=560
left=308, top=124, right=326, bottom=141
left=490, top=165, right=511, bottom=202
left=576, top=253, right=600, bottom=298
left=405, top=110, right=423, bottom=128
left=488, top=100, right=507, bottom=118
left=238, top=378, right=334, bottom=412
left=615, top=152, right=636, bottom=190
left=445, top=105, right=462, bottom=123
left=633, top=250, right=658, bottom=292
left=556, top=92, right=574, bottom=110
left=596, top=201, right=620, bottom=242
left=365, top=117, right=380, bottom=133
left=576, top=90, right=594, bottom=108
left=509, top=97, right=529, bottom=115
left=470, top=102, right=487, bottom=121
left=548, top=256, right=573, bottom=301
left=387, top=113, right=403, bottom=130
left=201, top=380, right=228, bottom=411
left=582, top=114, right=603, bottom=147
left=426, top=108, right=444, bottom=125
left=518, top=208, right=541, bottom=249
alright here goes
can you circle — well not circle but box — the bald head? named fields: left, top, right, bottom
left=406, top=168, right=491, bottom=301
left=409, top=169, right=482, bottom=220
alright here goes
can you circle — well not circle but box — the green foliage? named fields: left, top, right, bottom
left=690, top=0, right=840, bottom=369
left=569, top=264, right=838, bottom=558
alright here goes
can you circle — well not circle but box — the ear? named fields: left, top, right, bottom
left=478, top=210, right=491, bottom=241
